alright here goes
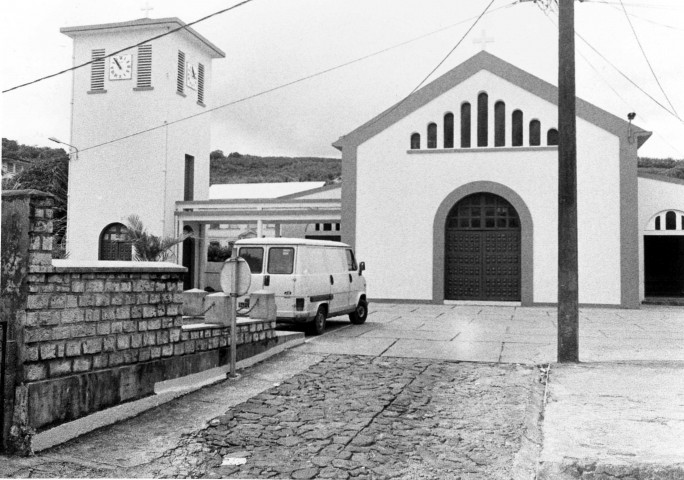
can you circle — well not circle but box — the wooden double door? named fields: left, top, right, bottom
left=445, top=193, right=521, bottom=301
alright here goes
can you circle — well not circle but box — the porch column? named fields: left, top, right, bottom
left=257, top=219, right=263, bottom=237
left=198, top=223, right=209, bottom=290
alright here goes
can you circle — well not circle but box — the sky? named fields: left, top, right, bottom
left=1, top=0, right=683, bottom=159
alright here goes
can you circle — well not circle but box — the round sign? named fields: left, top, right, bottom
left=220, top=257, right=252, bottom=296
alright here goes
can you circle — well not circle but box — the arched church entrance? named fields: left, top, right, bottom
left=445, top=193, right=521, bottom=301
left=644, top=210, right=684, bottom=297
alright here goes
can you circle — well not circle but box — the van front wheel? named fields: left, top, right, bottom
left=349, top=299, right=368, bottom=324
left=310, top=307, right=327, bottom=335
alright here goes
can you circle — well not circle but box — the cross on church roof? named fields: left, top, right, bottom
left=473, top=29, right=495, bottom=51
left=141, top=1, right=154, bottom=18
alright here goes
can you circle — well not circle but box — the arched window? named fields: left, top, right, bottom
left=461, top=102, right=471, bottom=148
left=477, top=92, right=488, bottom=147
left=512, top=110, right=523, bottom=146
left=529, top=120, right=541, bottom=146
left=494, top=101, right=506, bottom=147
left=443, top=113, right=454, bottom=148
left=666, top=211, right=676, bottom=230
left=547, top=128, right=559, bottom=146
left=427, top=123, right=437, bottom=149
left=99, top=223, right=132, bottom=261
left=410, top=133, right=421, bottom=150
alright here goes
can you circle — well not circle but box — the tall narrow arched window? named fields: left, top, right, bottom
left=410, top=133, right=421, bottom=150
left=427, top=123, right=437, bottom=149
left=655, top=217, right=661, bottom=230
left=547, top=128, right=559, bottom=146
left=99, top=223, right=132, bottom=261
left=666, top=211, right=676, bottom=230
left=461, top=102, right=471, bottom=148
left=529, top=120, right=541, bottom=146
left=477, top=92, right=488, bottom=147
left=494, top=101, right=506, bottom=147
left=512, top=110, right=523, bottom=146
left=444, top=113, right=454, bottom=148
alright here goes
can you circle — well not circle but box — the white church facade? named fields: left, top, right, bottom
left=334, top=51, right=683, bottom=308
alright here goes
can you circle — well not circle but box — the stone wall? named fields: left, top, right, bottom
left=1, top=191, right=278, bottom=454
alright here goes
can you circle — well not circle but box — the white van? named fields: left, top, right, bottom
left=232, top=238, right=367, bottom=334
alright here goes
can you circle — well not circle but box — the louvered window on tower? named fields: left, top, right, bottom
left=197, top=63, right=205, bottom=104
left=90, top=48, right=105, bottom=91
left=177, top=50, right=185, bottom=94
left=137, top=44, right=152, bottom=88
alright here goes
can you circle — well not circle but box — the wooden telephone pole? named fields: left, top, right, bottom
left=557, top=0, right=579, bottom=362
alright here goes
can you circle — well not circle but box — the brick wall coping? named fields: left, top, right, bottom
left=51, top=259, right=187, bottom=273
left=181, top=318, right=274, bottom=331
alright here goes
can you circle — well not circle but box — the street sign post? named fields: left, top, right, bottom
left=220, top=258, right=251, bottom=378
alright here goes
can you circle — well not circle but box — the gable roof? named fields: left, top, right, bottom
left=332, top=51, right=650, bottom=150
left=277, top=182, right=341, bottom=200
left=60, top=17, right=225, bottom=58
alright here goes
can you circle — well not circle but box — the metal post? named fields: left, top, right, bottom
left=558, top=0, right=579, bottom=362
left=229, top=259, right=238, bottom=378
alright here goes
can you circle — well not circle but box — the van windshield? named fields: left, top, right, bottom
left=268, top=247, right=294, bottom=274
left=238, top=247, right=264, bottom=274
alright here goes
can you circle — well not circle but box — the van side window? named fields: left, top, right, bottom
left=346, top=249, right=357, bottom=271
left=268, top=247, right=294, bottom=274
left=238, top=247, right=264, bottom=274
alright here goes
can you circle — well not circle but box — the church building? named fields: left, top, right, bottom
left=334, top=51, right=684, bottom=307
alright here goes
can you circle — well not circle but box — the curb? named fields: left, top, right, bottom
left=536, top=460, right=684, bottom=480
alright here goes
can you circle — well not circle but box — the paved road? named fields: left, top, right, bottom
left=1, top=302, right=682, bottom=479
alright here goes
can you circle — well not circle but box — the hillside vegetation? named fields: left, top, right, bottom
left=637, top=157, right=684, bottom=180
left=209, top=151, right=341, bottom=185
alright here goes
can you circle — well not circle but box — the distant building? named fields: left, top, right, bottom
left=1, top=157, right=31, bottom=179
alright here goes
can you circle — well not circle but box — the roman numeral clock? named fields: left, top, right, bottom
left=109, top=54, right=132, bottom=80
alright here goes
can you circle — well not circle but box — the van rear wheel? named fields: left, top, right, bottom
left=349, top=299, right=368, bottom=324
left=310, top=306, right=327, bottom=335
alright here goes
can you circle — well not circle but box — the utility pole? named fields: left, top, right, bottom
left=557, top=0, right=579, bottom=362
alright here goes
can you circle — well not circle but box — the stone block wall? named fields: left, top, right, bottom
left=2, top=191, right=279, bottom=454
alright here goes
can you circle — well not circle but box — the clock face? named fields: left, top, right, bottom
left=109, top=54, right=132, bottom=80
left=186, top=62, right=198, bottom=91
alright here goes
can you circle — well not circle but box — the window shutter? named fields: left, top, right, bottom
left=177, top=50, right=185, bottom=94
left=91, top=48, right=105, bottom=91
left=137, top=44, right=152, bottom=88
left=197, top=63, right=205, bottom=104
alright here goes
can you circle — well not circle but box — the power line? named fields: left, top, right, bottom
left=538, top=6, right=683, bottom=156
left=2, top=0, right=255, bottom=94
left=75, top=2, right=515, bottom=154
left=356, top=0, right=502, bottom=131
left=618, top=0, right=679, bottom=117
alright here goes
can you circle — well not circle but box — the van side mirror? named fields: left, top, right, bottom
left=359, top=261, right=365, bottom=275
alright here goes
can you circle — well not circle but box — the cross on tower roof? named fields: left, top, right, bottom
left=473, top=29, right=495, bottom=51
left=141, top=1, right=154, bottom=18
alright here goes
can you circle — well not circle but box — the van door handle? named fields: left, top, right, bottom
left=349, top=274, right=352, bottom=283
left=330, top=275, right=334, bottom=285
left=264, top=275, right=270, bottom=287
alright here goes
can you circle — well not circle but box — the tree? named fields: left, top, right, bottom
left=125, top=214, right=188, bottom=262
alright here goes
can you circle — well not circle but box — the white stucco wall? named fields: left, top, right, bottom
left=637, top=175, right=684, bottom=299
left=354, top=70, right=622, bottom=304
left=65, top=23, right=216, bottom=260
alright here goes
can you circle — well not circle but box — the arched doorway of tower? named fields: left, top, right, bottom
left=445, top=193, right=521, bottom=301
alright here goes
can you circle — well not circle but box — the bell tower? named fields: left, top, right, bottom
left=60, top=18, right=225, bottom=260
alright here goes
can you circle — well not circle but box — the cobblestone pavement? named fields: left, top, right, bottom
left=138, top=355, right=542, bottom=479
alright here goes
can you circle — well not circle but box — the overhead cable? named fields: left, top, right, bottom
left=2, top=0, right=255, bottom=94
